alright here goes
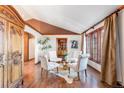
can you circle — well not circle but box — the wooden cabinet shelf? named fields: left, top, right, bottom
left=57, top=38, right=67, bottom=58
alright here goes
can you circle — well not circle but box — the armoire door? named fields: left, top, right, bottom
left=7, top=23, right=23, bottom=87
left=0, top=5, right=24, bottom=88
left=0, top=17, right=7, bottom=88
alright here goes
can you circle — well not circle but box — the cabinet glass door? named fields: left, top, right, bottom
left=0, top=18, right=6, bottom=88
left=7, top=23, right=23, bottom=86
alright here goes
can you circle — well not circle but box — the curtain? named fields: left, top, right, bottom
left=101, top=14, right=117, bottom=86
left=81, top=33, right=84, bottom=53
left=116, top=12, right=123, bottom=84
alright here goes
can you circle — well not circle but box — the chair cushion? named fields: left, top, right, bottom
left=47, top=62, right=60, bottom=70
left=50, top=58, right=62, bottom=62
left=67, top=58, right=78, bottom=63
left=68, top=63, right=78, bottom=71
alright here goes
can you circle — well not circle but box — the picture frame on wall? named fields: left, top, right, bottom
left=71, top=40, right=78, bottom=49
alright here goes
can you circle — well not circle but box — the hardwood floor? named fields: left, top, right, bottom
left=22, top=60, right=110, bottom=88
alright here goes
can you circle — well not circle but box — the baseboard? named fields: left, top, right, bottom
left=35, top=61, right=40, bottom=65
left=28, top=58, right=35, bottom=61
left=88, top=65, right=101, bottom=74
left=88, top=59, right=101, bottom=72
left=24, top=58, right=35, bottom=62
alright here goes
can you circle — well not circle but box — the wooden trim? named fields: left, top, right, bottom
left=42, top=33, right=80, bottom=35
left=81, top=5, right=124, bottom=34
left=8, top=5, right=24, bottom=25
left=85, top=26, right=104, bottom=35
left=118, top=5, right=124, bottom=10
left=24, top=32, right=29, bottom=62
left=0, top=5, right=24, bottom=28
left=44, top=34, right=81, bottom=36
left=25, top=22, right=43, bottom=35
left=26, top=18, right=80, bottom=35
left=81, top=34, right=84, bottom=51
left=95, top=32, right=98, bottom=62
left=26, top=20, right=80, bottom=35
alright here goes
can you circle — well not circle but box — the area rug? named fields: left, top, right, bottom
left=50, top=68, right=77, bottom=84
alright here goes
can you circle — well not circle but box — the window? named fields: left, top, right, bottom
left=86, top=27, right=104, bottom=64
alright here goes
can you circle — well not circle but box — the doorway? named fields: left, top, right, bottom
left=24, top=32, right=35, bottom=62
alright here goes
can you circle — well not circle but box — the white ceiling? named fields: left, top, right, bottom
left=14, top=5, right=118, bottom=33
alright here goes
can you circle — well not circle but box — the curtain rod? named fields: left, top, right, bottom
left=81, top=5, right=124, bottom=34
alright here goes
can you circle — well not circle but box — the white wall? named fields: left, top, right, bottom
left=118, top=9, right=124, bottom=86
left=29, top=38, right=35, bottom=59
left=24, top=25, right=42, bottom=64
left=43, top=35, right=82, bottom=54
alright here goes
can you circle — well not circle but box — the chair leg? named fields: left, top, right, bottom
left=68, top=67, right=70, bottom=78
left=21, top=80, right=24, bottom=85
left=85, top=70, right=87, bottom=77
left=41, top=67, right=43, bottom=75
left=68, top=67, right=70, bottom=74
left=57, top=67, right=59, bottom=73
left=46, top=70, right=48, bottom=78
left=77, top=72, right=80, bottom=80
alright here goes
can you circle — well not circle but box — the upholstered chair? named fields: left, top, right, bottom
left=66, top=51, right=82, bottom=63
left=68, top=53, right=89, bottom=80
left=40, top=55, right=60, bottom=76
left=48, top=51, right=62, bottom=62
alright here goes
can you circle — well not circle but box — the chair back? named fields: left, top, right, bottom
left=68, top=51, right=82, bottom=58
left=41, top=55, right=49, bottom=70
left=48, top=51, right=57, bottom=60
left=76, top=55, right=82, bottom=71
left=77, top=54, right=89, bottom=71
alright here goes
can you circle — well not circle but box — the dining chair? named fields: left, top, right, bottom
left=68, top=53, right=89, bottom=80
left=40, top=55, right=60, bottom=76
left=48, top=51, right=62, bottom=62
left=66, top=50, right=82, bottom=63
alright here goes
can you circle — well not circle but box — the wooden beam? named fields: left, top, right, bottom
left=25, top=22, right=44, bottom=35
left=118, top=5, right=124, bottom=10
left=26, top=18, right=80, bottom=35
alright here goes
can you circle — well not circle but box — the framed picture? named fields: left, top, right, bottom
left=71, top=40, right=78, bottom=49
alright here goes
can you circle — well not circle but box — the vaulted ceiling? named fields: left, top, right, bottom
left=14, top=5, right=119, bottom=34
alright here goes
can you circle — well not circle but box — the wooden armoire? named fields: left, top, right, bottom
left=0, top=5, right=24, bottom=88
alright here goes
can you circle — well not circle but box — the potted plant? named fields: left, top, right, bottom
left=38, top=37, right=52, bottom=54
left=63, top=52, right=68, bottom=61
